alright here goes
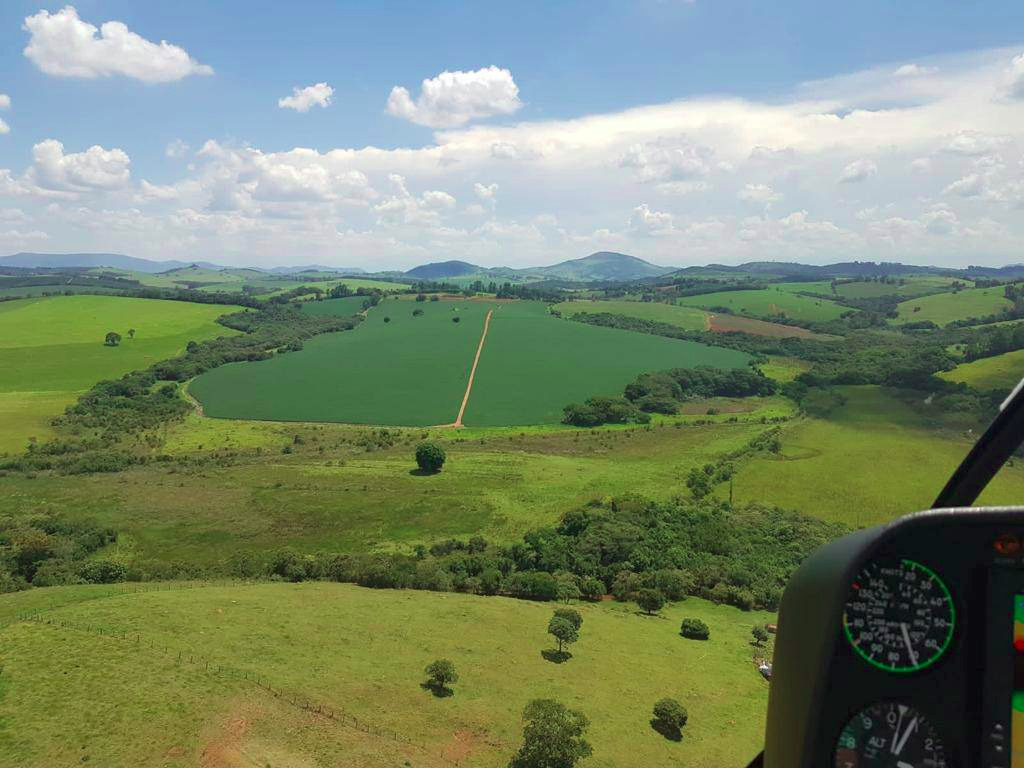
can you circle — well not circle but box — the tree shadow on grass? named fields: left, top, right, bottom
left=541, top=649, right=572, bottom=664
left=650, top=719, right=683, bottom=742
left=420, top=681, right=454, bottom=698
left=409, top=468, right=440, bottom=477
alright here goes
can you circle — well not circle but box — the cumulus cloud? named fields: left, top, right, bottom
left=165, top=139, right=189, bottom=159
left=23, top=6, right=212, bottom=83
left=943, top=130, right=1008, bottom=156
left=838, top=159, right=878, bottom=183
left=1003, top=53, right=1024, bottom=99
left=0, top=94, right=9, bottom=135
left=738, top=183, right=781, bottom=203
left=387, top=66, right=521, bottom=128
left=278, top=82, right=334, bottom=112
left=894, top=63, right=937, bottom=77
left=629, top=204, right=675, bottom=236
left=27, top=139, right=130, bottom=192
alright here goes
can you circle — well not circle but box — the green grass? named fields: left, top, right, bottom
left=725, top=385, right=1024, bottom=525
left=0, top=296, right=237, bottom=453
left=758, top=356, right=813, bottom=383
left=551, top=299, right=708, bottom=330
left=706, top=313, right=835, bottom=339
left=0, top=582, right=773, bottom=768
left=300, top=296, right=370, bottom=316
left=677, top=288, right=846, bottom=323
left=773, top=276, right=965, bottom=300
left=896, top=286, right=1013, bottom=325
left=939, top=349, right=1024, bottom=392
left=191, top=300, right=750, bottom=427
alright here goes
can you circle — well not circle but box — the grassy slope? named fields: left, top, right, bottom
left=773, top=276, right=963, bottom=300
left=896, top=286, right=1012, bottom=325
left=550, top=299, right=708, bottom=330
left=726, top=386, right=1024, bottom=525
left=0, top=296, right=237, bottom=454
left=705, top=313, right=833, bottom=339
left=192, top=300, right=749, bottom=427
left=0, top=583, right=772, bottom=768
left=464, top=302, right=749, bottom=426
left=677, top=288, right=846, bottom=323
left=939, top=349, right=1024, bottom=392
left=300, top=296, right=370, bottom=316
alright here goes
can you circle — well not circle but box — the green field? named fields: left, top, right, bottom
left=896, top=286, right=1013, bottom=325
left=677, top=288, right=846, bottom=323
left=706, top=313, right=833, bottom=339
left=551, top=299, right=708, bottom=330
left=939, top=349, right=1024, bottom=392
left=191, top=299, right=750, bottom=427
left=300, top=295, right=370, bottom=316
left=0, top=295, right=237, bottom=454
left=774, top=276, right=964, bottom=300
left=0, top=582, right=772, bottom=768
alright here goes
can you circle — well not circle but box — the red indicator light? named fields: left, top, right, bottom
left=994, top=533, right=1021, bottom=557
left=1013, top=637, right=1024, bottom=653
left=851, top=582, right=860, bottom=590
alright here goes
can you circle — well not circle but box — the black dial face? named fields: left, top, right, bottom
left=843, top=559, right=955, bottom=673
left=834, top=702, right=948, bottom=768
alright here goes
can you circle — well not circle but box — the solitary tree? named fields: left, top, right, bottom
left=127, top=328, right=136, bottom=339
left=509, top=699, right=592, bottom=768
left=651, top=698, right=688, bottom=740
left=547, top=616, right=579, bottom=656
left=680, top=618, right=710, bottom=640
left=383, top=316, right=391, bottom=323
left=415, top=442, right=446, bottom=473
left=553, top=607, right=583, bottom=632
left=424, top=659, right=458, bottom=695
left=104, top=331, right=122, bottom=347
left=752, top=625, right=769, bottom=646
left=452, top=316, right=461, bottom=323
left=413, top=308, right=424, bottom=317
left=636, top=588, right=666, bottom=615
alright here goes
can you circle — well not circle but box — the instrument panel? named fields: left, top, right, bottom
left=763, top=508, right=1024, bottom=768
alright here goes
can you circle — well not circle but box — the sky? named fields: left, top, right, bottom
left=1, top=2, right=1024, bottom=270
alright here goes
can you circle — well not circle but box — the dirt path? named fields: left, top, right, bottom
left=452, top=309, right=493, bottom=428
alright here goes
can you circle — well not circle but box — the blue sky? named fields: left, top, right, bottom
left=1, top=2, right=1023, bottom=268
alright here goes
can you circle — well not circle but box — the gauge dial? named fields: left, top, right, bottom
left=834, top=702, right=948, bottom=768
left=843, top=559, right=955, bottom=673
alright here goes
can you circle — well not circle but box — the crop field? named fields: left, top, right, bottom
left=705, top=312, right=834, bottom=339
left=677, top=288, right=846, bottom=323
left=939, top=349, right=1024, bottom=392
left=0, top=295, right=237, bottom=454
left=773, top=276, right=964, bottom=300
left=300, top=295, right=371, bottom=316
left=0, top=582, right=772, bottom=768
left=191, top=299, right=750, bottom=427
left=550, top=299, right=708, bottom=330
left=726, top=386, right=1024, bottom=525
left=895, top=286, right=1013, bottom=325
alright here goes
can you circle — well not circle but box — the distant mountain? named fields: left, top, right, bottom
left=267, top=265, right=366, bottom=275
left=532, top=252, right=675, bottom=281
left=0, top=252, right=220, bottom=273
left=667, top=261, right=967, bottom=280
left=405, top=260, right=480, bottom=279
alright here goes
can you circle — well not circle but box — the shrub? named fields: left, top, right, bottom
left=415, top=442, right=446, bottom=473
left=651, top=698, right=688, bottom=740
left=79, top=560, right=127, bottom=584
left=636, top=588, right=665, bottom=615
left=452, top=316, right=461, bottom=323
left=680, top=618, right=710, bottom=640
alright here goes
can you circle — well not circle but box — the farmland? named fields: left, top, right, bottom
left=705, top=312, right=834, bottom=339
left=551, top=299, right=708, bottom=330
left=676, top=288, right=846, bottom=323
left=0, top=582, right=772, bottom=768
left=191, top=299, right=750, bottom=427
left=896, top=286, right=1013, bottom=325
left=0, top=295, right=237, bottom=454
left=774, top=276, right=965, bottom=300
left=939, top=349, right=1024, bottom=392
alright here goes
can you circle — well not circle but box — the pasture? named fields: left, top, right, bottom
left=550, top=299, right=708, bottom=330
left=773, top=276, right=964, bottom=300
left=191, top=299, right=751, bottom=427
left=677, top=288, right=846, bottom=323
left=896, top=286, right=1013, bottom=325
left=0, top=295, right=236, bottom=454
left=939, top=349, right=1024, bottom=392
left=0, top=582, right=772, bottom=768
left=705, top=312, right=833, bottom=339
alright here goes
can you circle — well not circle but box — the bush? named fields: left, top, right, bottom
left=79, top=560, right=127, bottom=584
left=452, top=316, right=461, bottom=324
left=651, top=698, right=688, bottom=739
left=415, top=442, right=446, bottom=473
left=680, top=618, right=710, bottom=640
left=636, top=588, right=665, bottom=615
left=579, top=576, right=605, bottom=601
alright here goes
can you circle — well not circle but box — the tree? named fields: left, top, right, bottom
left=413, top=308, right=424, bottom=316
left=424, top=659, right=458, bottom=694
left=651, top=698, right=688, bottom=740
left=553, top=607, right=583, bottom=632
left=510, top=699, right=591, bottom=768
left=579, top=576, right=604, bottom=601
left=104, top=331, right=122, bottom=347
left=547, top=616, right=578, bottom=655
left=127, top=328, right=136, bottom=339
left=636, top=588, right=665, bottom=615
left=452, top=316, right=461, bottom=323
left=383, top=316, right=391, bottom=323
left=680, top=618, right=710, bottom=640
left=415, top=441, right=446, bottom=473
left=752, top=625, right=769, bottom=646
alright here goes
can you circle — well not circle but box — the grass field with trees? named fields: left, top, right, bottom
left=551, top=300, right=708, bottom=330
left=939, top=348, right=1024, bottom=392
left=896, top=286, right=1013, bottom=325
left=676, top=288, right=846, bottom=323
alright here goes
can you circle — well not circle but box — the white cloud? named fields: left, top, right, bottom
left=0, top=119, right=8, bottom=136
left=137, top=180, right=179, bottom=201
left=738, top=183, right=781, bottom=203
left=278, top=82, right=334, bottom=112
left=1003, top=53, right=1024, bottom=99
left=23, top=6, right=212, bottom=83
left=838, top=158, right=878, bottom=183
left=894, top=63, right=937, bottom=77
left=0, top=94, right=9, bottom=110
left=943, top=130, right=1008, bottom=156
left=165, top=139, right=189, bottom=159
left=27, top=139, right=130, bottom=192
left=944, top=173, right=986, bottom=197
left=474, top=182, right=498, bottom=200
left=629, top=204, right=675, bottom=236
left=387, top=66, right=521, bottom=128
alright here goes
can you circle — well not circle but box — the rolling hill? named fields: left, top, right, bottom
left=533, top=251, right=674, bottom=281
